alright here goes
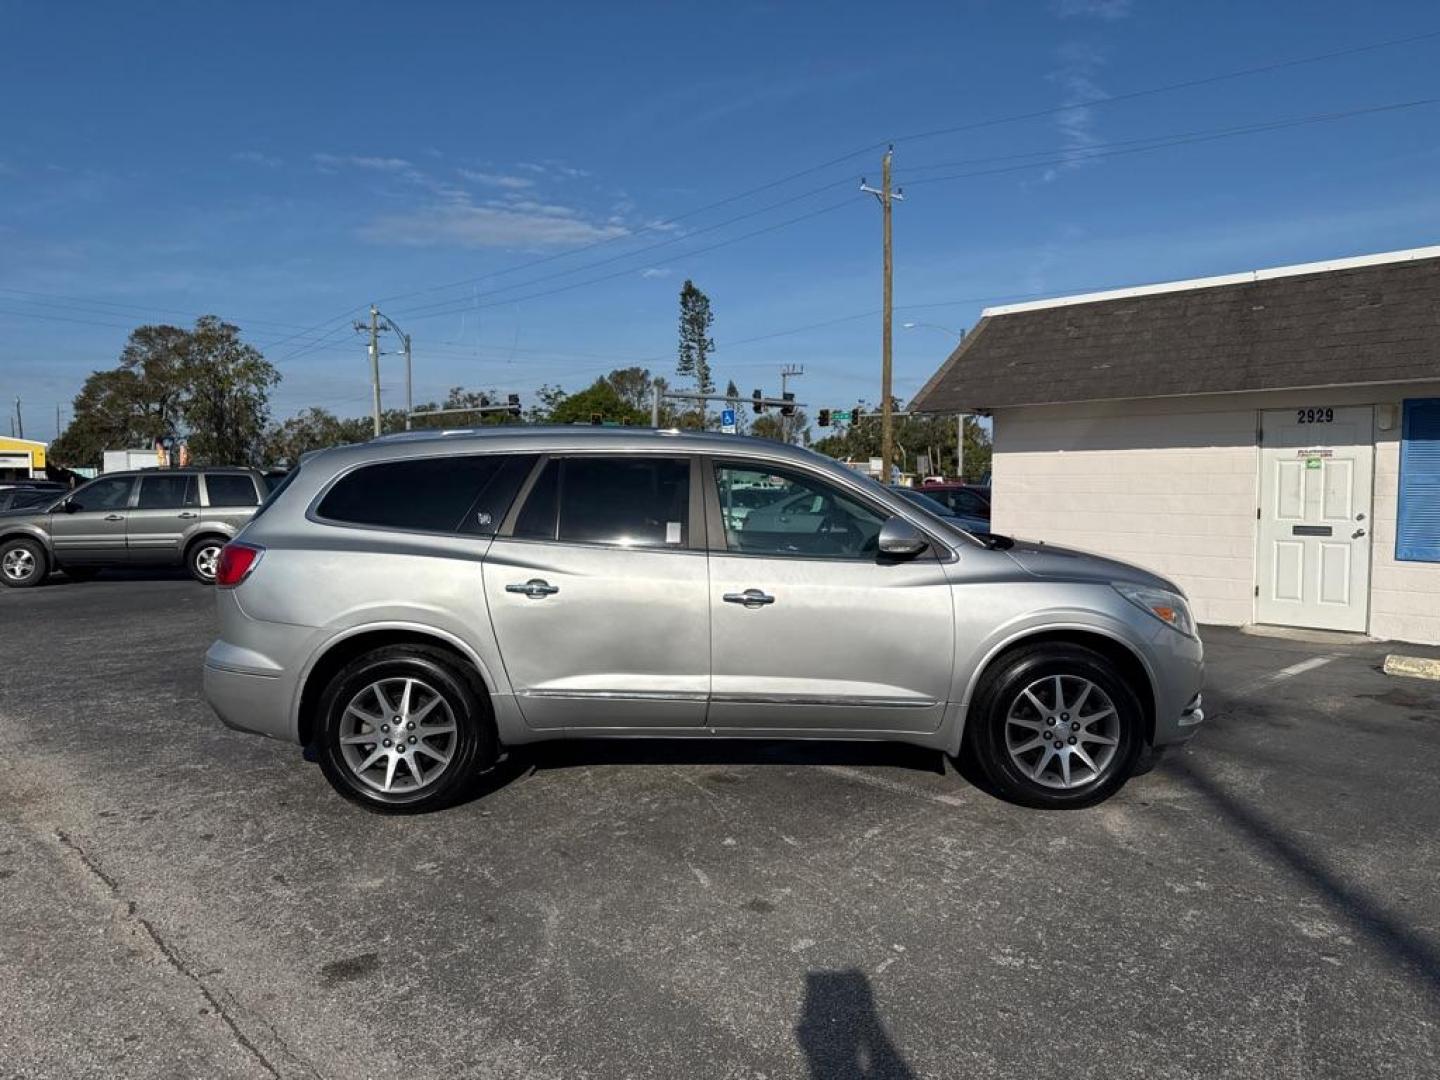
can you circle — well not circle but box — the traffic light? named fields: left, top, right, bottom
left=852, top=405, right=865, bottom=423
left=506, top=393, right=521, bottom=417
left=752, top=389, right=764, bottom=414
left=817, top=408, right=831, bottom=427
left=780, top=392, right=795, bottom=417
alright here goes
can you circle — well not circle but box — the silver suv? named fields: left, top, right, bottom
left=204, top=429, right=1204, bottom=813
left=0, top=467, right=267, bottom=587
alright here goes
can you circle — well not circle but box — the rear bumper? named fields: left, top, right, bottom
left=203, top=644, right=298, bottom=743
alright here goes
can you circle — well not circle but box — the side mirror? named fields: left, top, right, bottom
left=877, top=515, right=928, bottom=558
left=62, top=498, right=79, bottom=514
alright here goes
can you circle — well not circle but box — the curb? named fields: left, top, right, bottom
left=1382, top=654, right=1440, bottom=682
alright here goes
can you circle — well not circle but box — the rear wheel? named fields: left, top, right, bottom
left=966, top=644, right=1144, bottom=809
left=186, top=536, right=226, bottom=583
left=0, top=538, right=48, bottom=588
left=316, top=646, right=495, bottom=814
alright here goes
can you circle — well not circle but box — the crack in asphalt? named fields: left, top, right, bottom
left=53, top=828, right=321, bottom=1080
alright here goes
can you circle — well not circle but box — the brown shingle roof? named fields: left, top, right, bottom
left=911, top=251, right=1440, bottom=413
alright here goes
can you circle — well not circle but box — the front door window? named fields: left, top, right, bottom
left=713, top=464, right=886, bottom=558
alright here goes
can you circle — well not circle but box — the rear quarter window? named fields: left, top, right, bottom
left=316, top=453, right=535, bottom=535
left=205, top=473, right=260, bottom=507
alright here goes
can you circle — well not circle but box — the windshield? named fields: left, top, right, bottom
left=893, top=489, right=956, bottom=517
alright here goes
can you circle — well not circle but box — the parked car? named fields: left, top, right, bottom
left=0, top=487, right=64, bottom=512
left=0, top=467, right=267, bottom=587
left=890, top=486, right=990, bottom=534
left=917, top=482, right=991, bottom=521
left=204, top=428, right=1204, bottom=814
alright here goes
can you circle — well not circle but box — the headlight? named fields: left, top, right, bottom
left=1113, top=582, right=1195, bottom=637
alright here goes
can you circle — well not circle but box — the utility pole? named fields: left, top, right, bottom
left=780, top=364, right=804, bottom=442
left=861, top=149, right=903, bottom=484
left=13, top=396, right=22, bottom=440
left=651, top=380, right=661, bottom=426
left=401, top=332, right=413, bottom=430
left=366, top=306, right=382, bottom=438
left=956, top=414, right=965, bottom=482
left=56, top=403, right=63, bottom=440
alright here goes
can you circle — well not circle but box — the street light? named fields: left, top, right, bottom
left=901, top=321, right=965, bottom=339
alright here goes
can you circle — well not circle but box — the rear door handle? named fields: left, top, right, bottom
left=104, top=514, right=124, bottom=521
left=179, top=511, right=198, bottom=519
left=506, top=579, right=559, bottom=599
left=723, top=589, right=775, bottom=608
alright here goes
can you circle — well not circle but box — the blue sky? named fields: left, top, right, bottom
left=3, top=0, right=1439, bottom=442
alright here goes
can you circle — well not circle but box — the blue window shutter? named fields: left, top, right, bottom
left=1397, top=398, right=1440, bottom=563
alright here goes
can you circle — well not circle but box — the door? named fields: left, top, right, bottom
left=1256, top=406, right=1374, bottom=632
left=706, top=460, right=955, bottom=733
left=48, top=475, right=136, bottom=564
left=483, top=455, right=710, bottom=729
left=127, top=473, right=199, bottom=564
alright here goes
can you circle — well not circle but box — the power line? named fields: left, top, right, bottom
left=354, top=26, right=1440, bottom=312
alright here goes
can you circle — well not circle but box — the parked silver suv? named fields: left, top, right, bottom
left=0, top=467, right=267, bottom=586
left=204, top=429, right=1204, bottom=813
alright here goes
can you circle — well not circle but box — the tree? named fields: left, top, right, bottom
left=677, top=280, right=715, bottom=395
left=50, top=318, right=277, bottom=467
left=750, top=407, right=808, bottom=444
left=262, top=407, right=370, bottom=464
left=549, top=378, right=649, bottom=426
left=181, top=316, right=280, bottom=466
left=811, top=405, right=992, bottom=481
left=49, top=324, right=192, bottom=466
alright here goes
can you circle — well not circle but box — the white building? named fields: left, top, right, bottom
left=913, top=245, right=1440, bottom=644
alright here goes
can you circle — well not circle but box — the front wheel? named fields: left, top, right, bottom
left=316, top=646, right=496, bottom=814
left=0, top=538, right=48, bottom=588
left=966, top=644, right=1144, bottom=809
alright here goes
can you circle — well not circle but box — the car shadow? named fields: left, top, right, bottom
left=462, top=737, right=953, bottom=807
left=795, top=968, right=917, bottom=1079
left=41, top=567, right=198, bottom=586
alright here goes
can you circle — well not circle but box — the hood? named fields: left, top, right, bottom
left=1001, top=538, right=1182, bottom=593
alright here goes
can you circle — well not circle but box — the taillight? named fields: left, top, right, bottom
left=216, top=542, right=263, bottom=588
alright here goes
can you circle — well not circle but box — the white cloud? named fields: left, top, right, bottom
left=1055, top=0, right=1132, bottom=18
left=312, top=153, right=413, bottom=172
left=231, top=150, right=282, bottom=168
left=640, top=267, right=671, bottom=279
left=458, top=169, right=535, bottom=190
left=1044, top=42, right=1108, bottom=181
left=360, top=202, right=628, bottom=249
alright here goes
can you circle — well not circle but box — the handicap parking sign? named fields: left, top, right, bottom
left=721, top=408, right=737, bottom=434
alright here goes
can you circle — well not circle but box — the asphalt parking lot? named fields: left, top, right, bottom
left=2, top=573, right=1439, bottom=1079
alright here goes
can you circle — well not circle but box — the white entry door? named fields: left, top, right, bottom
left=1256, top=406, right=1373, bottom=632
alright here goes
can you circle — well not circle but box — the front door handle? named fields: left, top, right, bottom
left=506, top=579, right=559, bottom=599
left=1353, top=528, right=1367, bottom=539
left=723, top=589, right=775, bottom=608
left=104, top=513, right=124, bottom=522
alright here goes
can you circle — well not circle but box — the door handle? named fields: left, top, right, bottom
left=723, top=588, right=775, bottom=608
left=1352, top=528, right=1367, bottom=539
left=104, top=514, right=124, bottom=522
left=179, top=512, right=198, bottom=519
left=505, top=579, right=559, bottom=599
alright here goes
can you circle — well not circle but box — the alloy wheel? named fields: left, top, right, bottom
left=337, top=677, right=458, bottom=794
left=2, top=548, right=36, bottom=583
left=1004, top=674, right=1121, bottom=790
left=194, top=544, right=222, bottom=580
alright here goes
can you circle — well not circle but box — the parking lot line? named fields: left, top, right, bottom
left=818, top=764, right=968, bottom=808
left=1232, top=655, right=1337, bottom=698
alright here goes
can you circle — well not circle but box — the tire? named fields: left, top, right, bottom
left=0, top=537, right=48, bottom=588
left=186, top=536, right=227, bottom=584
left=965, top=643, right=1144, bottom=810
left=315, top=645, right=496, bottom=814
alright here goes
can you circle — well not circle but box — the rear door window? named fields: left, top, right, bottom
left=204, top=474, right=260, bottom=507
left=137, top=474, right=198, bottom=509
left=508, top=456, right=691, bottom=548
